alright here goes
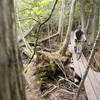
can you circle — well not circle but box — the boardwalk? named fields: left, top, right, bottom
left=70, top=32, right=100, bottom=100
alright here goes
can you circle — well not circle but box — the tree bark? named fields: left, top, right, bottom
left=58, top=0, right=66, bottom=42
left=79, top=0, right=86, bottom=31
left=58, top=0, right=76, bottom=56
left=92, top=5, right=99, bottom=43
left=94, top=0, right=100, bottom=6
left=0, top=0, right=26, bottom=100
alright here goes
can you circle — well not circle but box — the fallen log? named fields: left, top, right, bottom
left=20, top=32, right=59, bottom=47
left=18, top=22, right=37, bottom=42
left=39, top=32, right=59, bottom=43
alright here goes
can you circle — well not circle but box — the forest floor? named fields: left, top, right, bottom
left=24, top=46, right=87, bottom=100
left=26, top=65, right=87, bottom=100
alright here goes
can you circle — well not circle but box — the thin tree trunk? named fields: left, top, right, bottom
left=94, top=0, right=100, bottom=6
left=79, top=0, right=86, bottom=31
left=0, top=0, right=26, bottom=100
left=58, top=0, right=65, bottom=42
left=58, top=0, right=76, bottom=56
left=85, top=12, right=92, bottom=33
left=75, top=30, right=100, bottom=100
left=92, top=5, right=99, bottom=43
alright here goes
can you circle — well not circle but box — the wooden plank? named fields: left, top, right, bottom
left=70, top=32, right=82, bottom=77
left=93, top=71, right=100, bottom=85
left=73, top=52, right=82, bottom=77
left=81, top=54, right=100, bottom=85
left=78, top=57, right=97, bottom=100
left=81, top=54, right=100, bottom=100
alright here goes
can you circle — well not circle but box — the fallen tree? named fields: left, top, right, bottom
left=39, top=32, right=59, bottom=43
left=20, top=32, right=59, bottom=47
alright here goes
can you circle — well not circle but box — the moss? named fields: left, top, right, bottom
left=25, top=67, right=30, bottom=74
left=37, top=78, right=49, bottom=91
left=50, top=61, right=56, bottom=74
left=40, top=72, right=47, bottom=77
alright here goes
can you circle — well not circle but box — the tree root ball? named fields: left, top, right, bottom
left=33, top=51, right=72, bottom=91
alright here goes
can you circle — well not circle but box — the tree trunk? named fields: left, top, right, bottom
left=85, top=12, right=92, bottom=33
left=58, top=0, right=65, bottom=42
left=92, top=5, right=99, bottom=43
left=79, top=0, right=86, bottom=31
left=0, top=1, right=26, bottom=100
left=94, top=0, right=100, bottom=6
left=58, top=0, right=76, bottom=56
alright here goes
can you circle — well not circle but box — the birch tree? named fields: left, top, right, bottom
left=92, top=5, right=99, bottom=43
left=79, top=0, right=86, bottom=31
left=58, top=0, right=66, bottom=42
left=58, top=0, right=76, bottom=55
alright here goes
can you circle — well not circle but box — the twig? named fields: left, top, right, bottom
left=18, top=17, right=39, bottom=23
left=34, top=0, right=58, bottom=54
left=41, top=85, right=57, bottom=97
left=58, top=76, right=79, bottom=88
left=54, top=59, right=67, bottom=78
left=75, top=30, right=100, bottom=100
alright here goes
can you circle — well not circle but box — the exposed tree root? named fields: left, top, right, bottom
left=32, top=50, right=81, bottom=95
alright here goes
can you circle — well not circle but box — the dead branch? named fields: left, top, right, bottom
left=18, top=17, right=39, bottom=22
left=54, top=59, right=67, bottom=77
left=34, top=0, right=58, bottom=55
left=41, top=85, right=57, bottom=97
left=58, top=76, right=79, bottom=88
left=18, top=22, right=37, bottom=42
left=39, top=32, right=59, bottom=43
left=75, top=30, right=100, bottom=100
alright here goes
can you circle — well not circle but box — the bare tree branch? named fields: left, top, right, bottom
left=33, top=0, right=58, bottom=56
left=18, top=22, right=37, bottom=42
left=24, top=0, right=58, bottom=66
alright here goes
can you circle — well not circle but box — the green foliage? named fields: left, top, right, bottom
left=50, top=61, right=56, bottom=74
